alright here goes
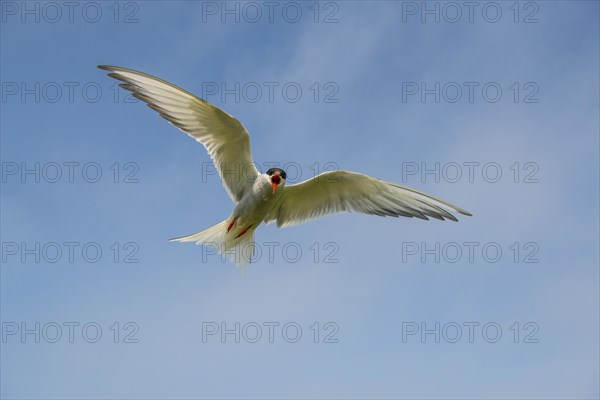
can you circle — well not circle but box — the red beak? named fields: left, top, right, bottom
left=271, top=174, right=281, bottom=193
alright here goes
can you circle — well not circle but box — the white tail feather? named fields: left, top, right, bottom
left=170, top=220, right=255, bottom=268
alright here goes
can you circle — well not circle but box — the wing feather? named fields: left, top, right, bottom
left=271, top=171, right=471, bottom=227
left=99, top=65, right=258, bottom=203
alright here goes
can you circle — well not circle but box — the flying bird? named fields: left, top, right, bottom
left=99, top=66, right=472, bottom=266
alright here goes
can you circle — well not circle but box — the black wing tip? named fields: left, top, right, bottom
left=98, top=65, right=130, bottom=72
left=443, top=210, right=470, bottom=222
left=446, top=210, right=472, bottom=222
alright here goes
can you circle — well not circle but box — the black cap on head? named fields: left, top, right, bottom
left=266, top=168, right=286, bottom=180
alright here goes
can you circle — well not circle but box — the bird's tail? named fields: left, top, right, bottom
left=169, top=219, right=255, bottom=268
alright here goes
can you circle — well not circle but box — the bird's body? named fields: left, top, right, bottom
left=99, top=65, right=472, bottom=267
left=171, top=171, right=286, bottom=265
left=233, top=176, right=279, bottom=231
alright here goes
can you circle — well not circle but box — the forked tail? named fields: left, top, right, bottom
left=169, top=219, right=255, bottom=267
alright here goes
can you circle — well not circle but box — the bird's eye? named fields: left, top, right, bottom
left=266, top=168, right=274, bottom=176
left=280, top=170, right=287, bottom=180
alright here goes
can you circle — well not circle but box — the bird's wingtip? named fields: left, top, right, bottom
left=98, top=65, right=123, bottom=72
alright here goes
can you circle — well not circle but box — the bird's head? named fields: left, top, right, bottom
left=266, top=168, right=287, bottom=194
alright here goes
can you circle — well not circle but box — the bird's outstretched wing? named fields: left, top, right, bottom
left=99, top=65, right=258, bottom=203
left=269, top=170, right=472, bottom=227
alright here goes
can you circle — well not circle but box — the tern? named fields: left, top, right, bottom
left=99, top=66, right=472, bottom=266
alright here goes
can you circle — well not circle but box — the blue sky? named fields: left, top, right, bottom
left=1, top=1, right=598, bottom=398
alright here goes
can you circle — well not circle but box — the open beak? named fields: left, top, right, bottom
left=271, top=174, right=281, bottom=193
